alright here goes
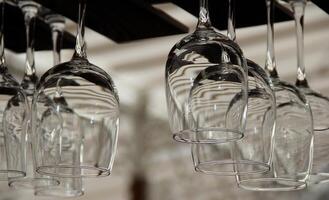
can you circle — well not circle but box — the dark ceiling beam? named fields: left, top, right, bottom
left=312, top=0, right=329, bottom=14
left=148, top=0, right=293, bottom=30
left=3, top=0, right=327, bottom=53
left=2, top=3, right=75, bottom=53
left=33, top=0, right=188, bottom=43
left=148, top=0, right=329, bottom=29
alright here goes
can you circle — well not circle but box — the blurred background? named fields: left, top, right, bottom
left=1, top=0, right=329, bottom=199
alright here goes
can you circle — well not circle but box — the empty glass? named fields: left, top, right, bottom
left=278, top=0, right=329, bottom=185
left=32, top=0, right=119, bottom=178
left=236, top=0, right=314, bottom=191
left=191, top=63, right=275, bottom=176
left=165, top=0, right=248, bottom=143
left=190, top=0, right=276, bottom=176
left=8, top=0, right=59, bottom=189
left=0, top=0, right=28, bottom=181
left=34, top=13, right=84, bottom=197
left=287, top=0, right=329, bottom=184
left=227, top=0, right=276, bottom=176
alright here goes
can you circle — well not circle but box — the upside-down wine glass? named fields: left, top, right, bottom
left=277, top=0, right=329, bottom=185
left=191, top=0, right=276, bottom=176
left=0, top=0, right=28, bottom=182
left=165, top=0, right=248, bottom=144
left=8, top=0, right=60, bottom=189
left=34, top=13, right=84, bottom=197
left=32, top=0, right=119, bottom=178
left=236, top=0, right=313, bottom=191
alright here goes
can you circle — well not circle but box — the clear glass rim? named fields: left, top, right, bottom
left=173, top=128, right=244, bottom=144
left=35, top=187, right=84, bottom=197
left=238, top=178, right=307, bottom=191
left=195, top=160, right=270, bottom=176
left=314, top=127, right=329, bottom=132
left=37, top=165, right=111, bottom=178
left=8, top=177, right=60, bottom=190
left=0, top=170, right=26, bottom=181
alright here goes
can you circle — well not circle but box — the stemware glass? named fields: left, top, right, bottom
left=278, top=0, right=329, bottom=185
left=236, top=0, right=313, bottom=191
left=165, top=0, right=248, bottom=144
left=34, top=13, right=84, bottom=197
left=32, top=0, right=119, bottom=178
left=0, top=0, right=28, bottom=181
left=8, top=0, right=60, bottom=189
left=191, top=0, right=276, bottom=176
left=190, top=65, right=275, bottom=175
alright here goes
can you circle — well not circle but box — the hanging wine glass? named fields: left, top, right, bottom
left=34, top=13, right=84, bottom=197
left=32, top=0, right=119, bottom=178
left=165, top=0, right=248, bottom=144
left=0, top=0, right=28, bottom=181
left=190, top=0, right=276, bottom=176
left=236, top=0, right=313, bottom=191
left=276, top=0, right=329, bottom=185
left=7, top=0, right=60, bottom=189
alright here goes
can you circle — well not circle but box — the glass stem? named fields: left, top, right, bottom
left=293, top=2, right=308, bottom=87
left=0, top=1, right=6, bottom=70
left=51, top=25, right=64, bottom=65
left=73, top=0, right=87, bottom=59
left=227, top=0, right=236, bottom=42
left=265, top=0, right=279, bottom=79
left=25, top=12, right=36, bottom=79
left=197, top=0, right=211, bottom=29
left=21, top=5, right=38, bottom=95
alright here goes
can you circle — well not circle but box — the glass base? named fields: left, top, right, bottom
left=8, top=178, right=60, bottom=190
left=173, top=128, right=244, bottom=144
left=0, top=170, right=25, bottom=181
left=314, top=126, right=329, bottom=132
left=238, top=178, right=306, bottom=191
left=195, top=160, right=270, bottom=176
left=35, top=187, right=84, bottom=198
left=37, top=165, right=111, bottom=178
